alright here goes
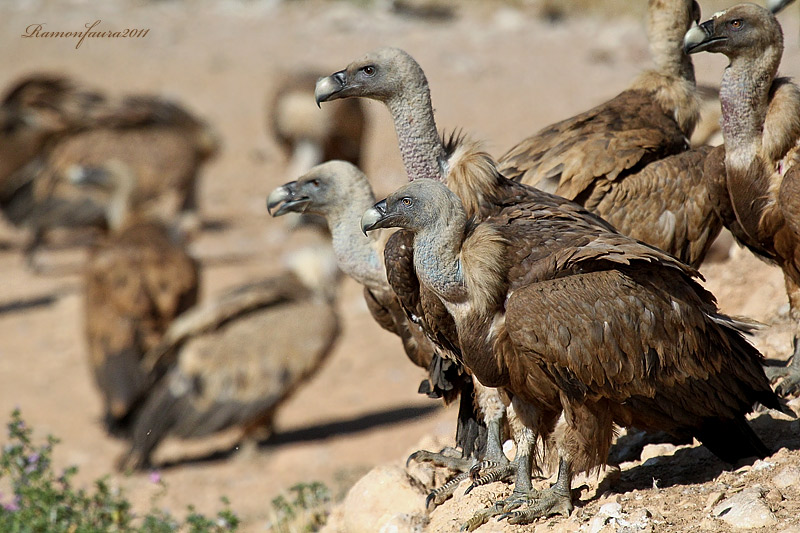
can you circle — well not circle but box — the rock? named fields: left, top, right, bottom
left=712, top=488, right=778, bottom=529
left=703, top=491, right=725, bottom=512
left=772, top=466, right=800, bottom=490
left=342, top=465, right=428, bottom=533
left=378, top=513, right=427, bottom=533
left=640, top=443, right=678, bottom=464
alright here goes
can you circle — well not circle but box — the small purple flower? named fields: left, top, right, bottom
left=27, top=453, right=40, bottom=464
left=148, top=471, right=161, bottom=484
left=2, top=496, right=20, bottom=512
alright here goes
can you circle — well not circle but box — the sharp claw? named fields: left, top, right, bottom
left=425, top=492, right=437, bottom=512
left=406, top=451, right=422, bottom=467
left=464, top=483, right=476, bottom=495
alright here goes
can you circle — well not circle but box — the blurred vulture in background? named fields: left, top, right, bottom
left=0, top=74, right=218, bottom=263
left=684, top=4, right=800, bottom=395
left=268, top=70, right=367, bottom=232
left=117, top=245, right=342, bottom=471
left=498, top=0, right=722, bottom=268
left=269, top=70, right=366, bottom=177
left=78, top=160, right=200, bottom=436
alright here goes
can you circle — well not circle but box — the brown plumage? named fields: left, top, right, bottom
left=685, top=4, right=800, bottom=395
left=497, top=0, right=723, bottom=267
left=118, top=245, right=341, bottom=471
left=78, top=161, right=200, bottom=436
left=363, top=178, right=782, bottom=525
left=0, top=74, right=218, bottom=258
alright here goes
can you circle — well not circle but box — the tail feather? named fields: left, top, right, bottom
left=694, top=416, right=770, bottom=464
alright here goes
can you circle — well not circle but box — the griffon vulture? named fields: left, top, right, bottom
left=363, top=178, right=782, bottom=526
left=77, top=161, right=200, bottom=435
left=497, top=0, right=722, bottom=268
left=684, top=4, right=800, bottom=395
left=267, top=161, right=483, bottom=505
left=117, top=245, right=342, bottom=471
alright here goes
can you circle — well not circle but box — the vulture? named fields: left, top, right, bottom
left=268, top=70, right=367, bottom=232
left=267, top=161, right=483, bottom=504
left=315, top=46, right=781, bottom=526
left=269, top=70, right=367, bottom=177
left=684, top=4, right=800, bottom=395
left=0, top=74, right=218, bottom=261
left=497, top=0, right=722, bottom=268
left=362, top=178, right=782, bottom=526
left=117, top=244, right=342, bottom=471
left=77, top=161, right=200, bottom=436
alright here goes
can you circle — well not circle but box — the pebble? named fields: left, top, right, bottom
left=712, top=487, right=778, bottom=529
left=772, top=466, right=800, bottom=490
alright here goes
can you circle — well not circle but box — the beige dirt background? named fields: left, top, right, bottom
left=1, top=1, right=800, bottom=531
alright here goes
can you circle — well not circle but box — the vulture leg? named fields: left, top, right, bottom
left=767, top=274, right=800, bottom=396
left=413, top=384, right=509, bottom=510
left=498, top=456, right=574, bottom=525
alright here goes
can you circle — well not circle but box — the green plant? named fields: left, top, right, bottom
left=266, top=482, right=331, bottom=533
left=0, top=409, right=239, bottom=533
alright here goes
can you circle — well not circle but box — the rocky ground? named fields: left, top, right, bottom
left=1, top=0, right=800, bottom=532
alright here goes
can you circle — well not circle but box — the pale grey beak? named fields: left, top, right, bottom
left=360, top=200, right=386, bottom=235
left=266, top=186, right=290, bottom=216
left=314, top=71, right=346, bottom=107
left=683, top=20, right=715, bottom=54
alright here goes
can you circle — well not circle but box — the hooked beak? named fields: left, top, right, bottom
left=267, top=183, right=311, bottom=217
left=314, top=70, right=347, bottom=107
left=360, top=199, right=388, bottom=235
left=683, top=19, right=720, bottom=54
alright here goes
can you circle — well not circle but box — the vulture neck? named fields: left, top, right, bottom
left=385, top=86, right=447, bottom=182
left=327, top=199, right=386, bottom=292
left=105, top=168, right=136, bottom=232
left=412, top=212, right=469, bottom=304
left=719, top=44, right=782, bottom=169
left=635, top=0, right=698, bottom=135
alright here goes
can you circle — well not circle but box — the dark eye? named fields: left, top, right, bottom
left=310, top=179, right=320, bottom=187
left=401, top=197, right=412, bottom=207
left=729, top=19, right=744, bottom=30
left=361, top=66, right=376, bottom=77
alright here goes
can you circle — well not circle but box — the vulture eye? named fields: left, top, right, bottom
left=310, top=179, right=320, bottom=187
left=401, top=197, right=413, bottom=207
left=729, top=19, right=744, bottom=30
left=361, top=66, right=376, bottom=77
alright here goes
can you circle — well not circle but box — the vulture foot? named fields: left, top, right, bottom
left=408, top=447, right=476, bottom=510
left=406, top=447, right=474, bottom=472
left=767, top=341, right=800, bottom=397
left=464, top=459, right=516, bottom=494
left=425, top=470, right=470, bottom=511
left=497, top=486, right=573, bottom=525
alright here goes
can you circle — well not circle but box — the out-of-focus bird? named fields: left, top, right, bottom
left=77, top=160, right=200, bottom=436
left=117, top=244, right=342, bottom=471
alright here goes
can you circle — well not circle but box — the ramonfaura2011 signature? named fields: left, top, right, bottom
left=21, top=21, right=149, bottom=49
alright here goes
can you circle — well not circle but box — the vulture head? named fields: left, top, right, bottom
left=315, top=47, right=424, bottom=106
left=683, top=3, right=783, bottom=59
left=267, top=160, right=373, bottom=219
left=361, top=178, right=463, bottom=236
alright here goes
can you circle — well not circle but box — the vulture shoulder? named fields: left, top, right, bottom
left=497, top=89, right=689, bottom=199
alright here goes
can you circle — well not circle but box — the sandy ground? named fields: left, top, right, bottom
left=1, top=0, right=800, bottom=531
